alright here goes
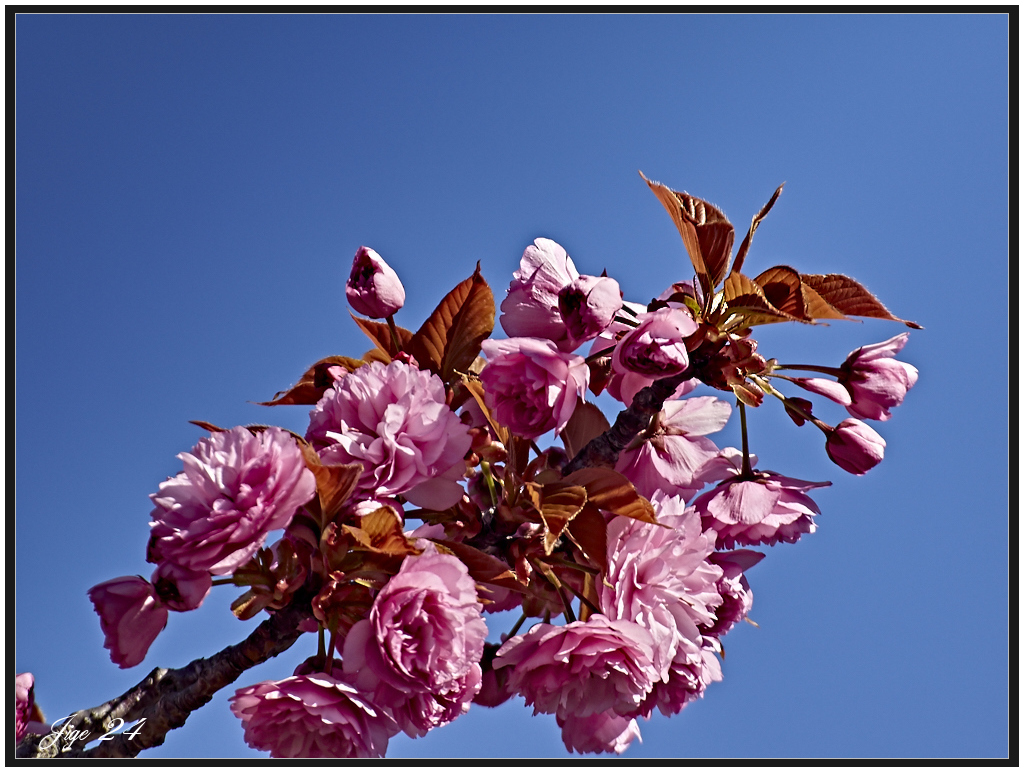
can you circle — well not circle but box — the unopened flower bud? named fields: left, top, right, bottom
left=345, top=246, right=406, bottom=319
left=612, top=307, right=698, bottom=379
left=825, top=418, right=886, bottom=475
left=558, top=275, right=623, bottom=344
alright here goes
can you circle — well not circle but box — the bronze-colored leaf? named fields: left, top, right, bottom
left=754, top=265, right=812, bottom=321
left=562, top=467, right=657, bottom=524
left=432, top=539, right=526, bottom=594
left=732, top=183, right=785, bottom=276
left=258, top=356, right=364, bottom=406
left=344, top=506, right=416, bottom=556
left=800, top=273, right=922, bottom=329
left=538, top=483, right=588, bottom=554
left=189, top=420, right=227, bottom=433
left=640, top=171, right=735, bottom=296
left=407, top=263, right=495, bottom=384
left=230, top=589, right=265, bottom=620
left=460, top=375, right=510, bottom=446
left=800, top=283, right=848, bottom=321
left=722, top=271, right=800, bottom=327
left=351, top=315, right=414, bottom=358
left=559, top=401, right=611, bottom=459
left=310, top=463, right=363, bottom=525
left=565, top=503, right=608, bottom=571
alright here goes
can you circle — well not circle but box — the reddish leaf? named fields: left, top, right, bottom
left=189, top=420, right=226, bottom=433
left=732, top=183, right=785, bottom=276
left=538, top=483, right=588, bottom=554
left=754, top=265, right=813, bottom=321
left=640, top=171, right=735, bottom=296
left=722, top=271, right=800, bottom=326
left=565, top=503, right=608, bottom=571
left=312, top=464, right=363, bottom=525
left=559, top=400, right=611, bottom=459
left=407, top=263, right=495, bottom=384
left=562, top=467, right=657, bottom=524
left=351, top=315, right=414, bottom=358
left=432, top=539, right=526, bottom=594
left=343, top=506, right=415, bottom=556
left=258, top=356, right=364, bottom=406
left=800, top=283, right=848, bottom=321
left=460, top=375, right=510, bottom=446
left=800, top=274, right=922, bottom=329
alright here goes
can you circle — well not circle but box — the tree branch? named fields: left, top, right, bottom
left=16, top=593, right=313, bottom=759
left=562, top=368, right=694, bottom=475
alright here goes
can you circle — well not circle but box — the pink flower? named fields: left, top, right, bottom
left=493, top=615, right=658, bottom=719
left=87, top=576, right=168, bottom=668
left=599, top=493, right=722, bottom=680
left=499, top=238, right=579, bottom=350
left=343, top=548, right=487, bottom=738
left=557, top=710, right=642, bottom=755
left=230, top=673, right=398, bottom=758
left=701, top=549, right=764, bottom=638
left=149, top=427, right=315, bottom=575
left=307, top=360, right=471, bottom=509
left=841, top=333, right=919, bottom=421
left=692, top=451, right=831, bottom=549
left=638, top=636, right=723, bottom=718
left=15, top=673, right=48, bottom=741
left=479, top=337, right=589, bottom=438
left=826, top=418, right=886, bottom=475
left=150, top=562, right=212, bottom=612
left=345, top=246, right=406, bottom=319
left=612, top=307, right=698, bottom=380
left=615, top=396, right=733, bottom=501
left=557, top=274, right=623, bottom=345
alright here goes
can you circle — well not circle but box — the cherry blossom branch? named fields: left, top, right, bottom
left=16, top=593, right=313, bottom=759
left=561, top=368, right=694, bottom=475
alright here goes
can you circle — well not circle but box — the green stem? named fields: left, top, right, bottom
left=506, top=612, right=528, bottom=639
left=775, top=363, right=844, bottom=377
left=386, top=315, right=402, bottom=355
left=480, top=460, right=499, bottom=509
left=751, top=375, right=834, bottom=434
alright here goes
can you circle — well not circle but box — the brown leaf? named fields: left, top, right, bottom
left=310, top=463, right=363, bottom=525
left=559, top=400, right=611, bottom=459
left=800, top=283, right=848, bottom=321
left=722, top=271, right=800, bottom=327
left=754, top=265, right=813, bottom=321
left=640, top=171, right=735, bottom=296
left=800, top=274, right=922, bottom=328
left=189, top=420, right=227, bottom=433
left=432, top=539, right=526, bottom=594
left=565, top=503, right=608, bottom=571
left=344, top=506, right=416, bottom=556
left=407, top=263, right=495, bottom=384
left=732, top=183, right=785, bottom=276
left=460, top=375, right=510, bottom=446
left=538, top=483, right=588, bottom=554
left=258, top=356, right=365, bottom=406
left=351, top=315, right=415, bottom=358
left=562, top=467, right=657, bottom=524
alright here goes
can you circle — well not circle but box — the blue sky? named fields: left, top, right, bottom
left=15, top=14, right=1009, bottom=759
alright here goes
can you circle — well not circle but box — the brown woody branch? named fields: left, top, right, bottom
left=16, top=594, right=313, bottom=759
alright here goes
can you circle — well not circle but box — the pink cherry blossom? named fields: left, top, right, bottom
left=691, top=451, right=831, bottom=549
left=345, top=246, right=406, bottom=319
left=15, top=673, right=49, bottom=741
left=612, top=307, right=698, bottom=380
left=87, top=576, right=168, bottom=669
left=615, top=396, right=733, bottom=501
left=599, top=493, right=722, bottom=680
left=557, top=710, right=642, bottom=755
left=493, top=615, right=658, bottom=719
left=701, top=549, right=764, bottom=638
left=826, top=418, right=886, bottom=475
left=343, top=548, right=487, bottom=738
left=230, top=673, right=398, bottom=758
left=148, top=427, right=316, bottom=576
left=306, top=360, right=471, bottom=508
left=841, top=333, right=919, bottom=421
left=638, top=636, right=723, bottom=718
left=479, top=337, right=589, bottom=438
left=499, top=237, right=580, bottom=350
left=557, top=274, right=623, bottom=345
left=150, top=562, right=212, bottom=612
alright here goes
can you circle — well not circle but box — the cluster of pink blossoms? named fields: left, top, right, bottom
left=25, top=179, right=918, bottom=759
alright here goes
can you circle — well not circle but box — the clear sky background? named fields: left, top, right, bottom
left=15, top=14, right=1009, bottom=760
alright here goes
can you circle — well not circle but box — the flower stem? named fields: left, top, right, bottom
left=775, top=363, right=844, bottom=377
left=584, top=345, right=616, bottom=363
left=751, top=375, right=834, bottom=434
left=738, top=401, right=753, bottom=477
left=210, top=578, right=235, bottom=587
left=480, top=460, right=499, bottom=509
left=506, top=612, right=528, bottom=639
left=386, top=314, right=402, bottom=354
left=317, top=624, right=326, bottom=662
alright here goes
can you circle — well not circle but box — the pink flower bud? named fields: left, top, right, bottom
left=825, top=418, right=886, bottom=475
left=558, top=275, right=623, bottom=345
left=499, top=238, right=579, bottom=350
left=612, top=308, right=698, bottom=380
left=345, top=246, right=406, bottom=319
left=841, top=333, right=919, bottom=421
left=87, top=576, right=168, bottom=668
left=151, top=562, right=212, bottom=612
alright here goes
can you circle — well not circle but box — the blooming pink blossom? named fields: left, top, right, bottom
left=691, top=450, right=831, bottom=549
left=479, top=337, right=589, bottom=438
left=638, top=636, right=723, bottom=718
left=15, top=673, right=48, bottom=741
left=343, top=548, right=487, bottom=738
left=150, top=562, right=212, bottom=612
left=841, top=333, right=919, bottom=420
left=599, top=493, right=722, bottom=680
left=499, top=238, right=580, bottom=350
left=615, top=396, right=733, bottom=501
left=345, top=246, right=406, bottom=319
left=701, top=549, right=764, bottom=638
left=149, top=427, right=316, bottom=576
left=557, top=274, right=623, bottom=345
left=306, top=360, right=471, bottom=509
left=230, top=673, right=398, bottom=758
left=493, top=615, right=658, bottom=719
left=826, top=418, right=886, bottom=475
left=87, top=576, right=168, bottom=668
left=612, top=307, right=698, bottom=380
left=557, top=710, right=642, bottom=755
